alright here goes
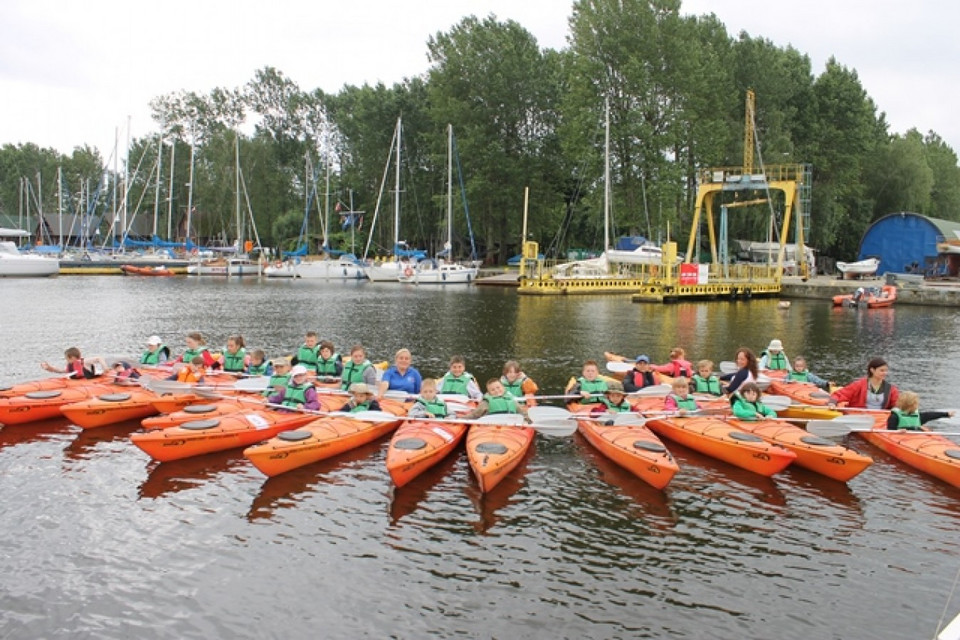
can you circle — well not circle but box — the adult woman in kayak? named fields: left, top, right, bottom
left=719, top=347, right=758, bottom=395
left=828, top=357, right=898, bottom=410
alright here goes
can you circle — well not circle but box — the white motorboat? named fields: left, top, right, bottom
left=837, top=257, right=880, bottom=279
left=398, top=258, right=478, bottom=284
left=264, top=255, right=365, bottom=280
left=604, top=243, right=664, bottom=265
left=0, top=229, right=59, bottom=277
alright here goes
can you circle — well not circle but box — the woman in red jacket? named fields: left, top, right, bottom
left=829, top=357, right=898, bottom=410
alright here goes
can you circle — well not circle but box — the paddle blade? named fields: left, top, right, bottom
left=233, top=376, right=270, bottom=392
left=762, top=395, right=792, bottom=412
left=719, top=361, right=737, bottom=375
left=528, top=406, right=574, bottom=423
left=756, top=374, right=772, bottom=391
left=612, top=413, right=648, bottom=427
left=141, top=378, right=193, bottom=395
left=806, top=416, right=877, bottom=438
left=529, top=419, right=578, bottom=437
left=343, top=410, right=400, bottom=423
left=438, top=393, right=471, bottom=404
left=629, top=384, right=672, bottom=397
left=474, top=413, right=526, bottom=426
left=605, top=361, right=634, bottom=373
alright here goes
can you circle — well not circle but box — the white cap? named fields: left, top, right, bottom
left=767, top=339, right=783, bottom=352
left=147, top=335, right=162, bottom=346
left=290, top=365, right=309, bottom=377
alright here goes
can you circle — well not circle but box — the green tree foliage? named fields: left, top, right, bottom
left=868, top=129, right=934, bottom=217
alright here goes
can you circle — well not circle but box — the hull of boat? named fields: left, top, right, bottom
left=398, top=265, right=478, bottom=285
left=131, top=410, right=316, bottom=462
left=244, top=410, right=404, bottom=477
left=0, top=384, right=116, bottom=425
left=60, top=390, right=160, bottom=428
left=855, top=411, right=960, bottom=489
left=836, top=258, right=880, bottom=279
left=729, top=418, right=873, bottom=482
left=646, top=416, right=796, bottom=476
left=0, top=242, right=60, bottom=277
left=141, top=401, right=252, bottom=430
left=187, top=262, right=261, bottom=276
left=576, top=416, right=678, bottom=489
left=466, top=423, right=535, bottom=493
left=264, top=259, right=365, bottom=280
left=604, top=248, right=663, bottom=265
left=363, top=262, right=410, bottom=282
left=0, top=375, right=115, bottom=399
left=121, top=265, right=175, bottom=276
left=386, top=418, right=469, bottom=487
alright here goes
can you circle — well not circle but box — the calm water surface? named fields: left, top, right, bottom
left=0, top=276, right=958, bottom=639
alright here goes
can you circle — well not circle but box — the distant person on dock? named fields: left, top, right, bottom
left=758, top=339, right=791, bottom=371
left=439, top=355, right=483, bottom=400
left=315, top=341, right=343, bottom=382
left=886, top=391, right=954, bottom=430
left=788, top=356, right=831, bottom=390
left=336, top=383, right=382, bottom=413
left=730, top=382, right=778, bottom=420
left=567, top=360, right=608, bottom=407
left=176, top=332, right=216, bottom=368
left=218, top=335, right=249, bottom=374
left=268, top=364, right=319, bottom=411
left=664, top=377, right=701, bottom=415
left=340, top=345, right=378, bottom=390
left=622, top=355, right=661, bottom=393
left=651, top=347, right=693, bottom=378
left=500, top=360, right=539, bottom=406
left=408, top=378, right=449, bottom=419
left=828, top=357, right=898, bottom=410
left=291, top=331, right=321, bottom=373
left=41, top=347, right=99, bottom=379
left=459, top=378, right=529, bottom=420
left=378, top=348, right=422, bottom=398
left=139, top=335, right=170, bottom=366
left=719, top=347, right=758, bottom=395
left=690, top=360, right=723, bottom=396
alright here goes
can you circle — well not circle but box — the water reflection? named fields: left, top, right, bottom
left=387, top=451, right=464, bottom=525
left=62, top=422, right=139, bottom=463
left=138, top=451, right=247, bottom=499
left=0, top=418, right=76, bottom=451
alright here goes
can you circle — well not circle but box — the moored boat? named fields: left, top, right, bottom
left=836, top=257, right=880, bottom=279
left=466, top=418, right=535, bottom=493
left=243, top=399, right=409, bottom=477
left=0, top=233, right=59, bottom=277
left=131, top=409, right=317, bottom=462
left=575, top=413, right=679, bottom=490
left=832, top=285, right=897, bottom=308
left=385, top=417, right=469, bottom=487
left=121, top=264, right=176, bottom=276
left=645, top=416, right=797, bottom=476
left=727, top=417, right=873, bottom=482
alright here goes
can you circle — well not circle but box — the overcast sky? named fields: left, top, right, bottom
left=2, top=0, right=957, bottom=162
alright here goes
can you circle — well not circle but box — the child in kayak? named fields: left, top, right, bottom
left=652, top=347, right=693, bottom=378
left=593, top=380, right=632, bottom=413
left=788, top=356, right=831, bottom=390
left=731, top=382, right=778, bottom=420
left=690, top=360, right=723, bottom=396
left=268, top=364, right=319, bottom=411
left=217, top=335, right=249, bottom=374
left=664, top=377, right=701, bottom=415
left=292, top=331, right=321, bottom=373
left=337, top=383, right=382, bottom=414
left=886, top=391, right=954, bottom=430
left=41, top=347, right=99, bottom=379
left=459, top=378, right=529, bottom=421
left=140, top=336, right=170, bottom=366
left=245, top=349, right=273, bottom=377
left=759, top=339, right=791, bottom=371
left=567, top=360, right=608, bottom=407
left=500, top=360, right=539, bottom=406
left=407, top=378, right=449, bottom=419
left=439, top=355, right=483, bottom=400
left=176, top=332, right=217, bottom=368
left=622, top=355, right=661, bottom=393
left=167, top=356, right=206, bottom=384
left=315, top=341, right=343, bottom=382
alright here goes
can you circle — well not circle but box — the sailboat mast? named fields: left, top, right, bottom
left=167, top=141, right=176, bottom=240
left=447, top=124, right=453, bottom=253
left=604, top=97, right=611, bottom=254
left=394, top=116, right=401, bottom=255
left=153, top=136, right=162, bottom=238
left=235, top=134, right=242, bottom=251
left=324, top=156, right=331, bottom=252
left=185, top=142, right=195, bottom=249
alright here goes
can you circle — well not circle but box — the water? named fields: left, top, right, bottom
left=0, top=276, right=958, bottom=639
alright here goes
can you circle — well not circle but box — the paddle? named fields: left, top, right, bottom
left=144, top=376, right=269, bottom=395
left=719, top=361, right=738, bottom=375
left=605, top=361, right=634, bottom=374
left=528, top=406, right=649, bottom=429
left=520, top=384, right=673, bottom=402
left=344, top=407, right=577, bottom=436
left=807, top=420, right=960, bottom=438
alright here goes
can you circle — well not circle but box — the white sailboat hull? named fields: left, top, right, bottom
left=364, top=262, right=410, bottom=282
left=604, top=246, right=664, bottom=265
left=264, top=258, right=365, bottom=280
left=0, top=242, right=59, bottom=277
left=398, top=262, right=477, bottom=284
left=187, top=259, right=262, bottom=276
left=837, top=257, right=879, bottom=279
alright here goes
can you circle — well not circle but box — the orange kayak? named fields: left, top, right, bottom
left=466, top=422, right=535, bottom=493
left=244, top=400, right=408, bottom=477
left=150, top=394, right=213, bottom=414
left=141, top=400, right=252, bottom=430
left=768, top=379, right=832, bottom=406
left=853, top=411, right=960, bottom=489
left=575, top=414, right=678, bottom=490
left=60, top=389, right=161, bottom=428
left=0, top=374, right=121, bottom=399
left=728, top=418, right=873, bottom=482
left=0, top=384, right=121, bottom=425
left=131, top=409, right=317, bottom=462
left=385, top=418, right=468, bottom=488
left=646, top=416, right=796, bottom=476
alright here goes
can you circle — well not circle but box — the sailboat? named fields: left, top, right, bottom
left=362, top=117, right=425, bottom=282
left=264, top=156, right=365, bottom=280
left=398, top=125, right=479, bottom=285
left=0, top=228, right=59, bottom=277
left=188, top=136, right=263, bottom=276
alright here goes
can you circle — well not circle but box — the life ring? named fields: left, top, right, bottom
left=275, top=261, right=283, bottom=269
left=404, top=267, right=414, bottom=277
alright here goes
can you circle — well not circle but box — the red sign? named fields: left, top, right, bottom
left=679, top=263, right=699, bottom=285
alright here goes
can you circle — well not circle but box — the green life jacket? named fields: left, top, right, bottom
left=670, top=394, right=699, bottom=411
left=692, top=374, right=722, bottom=396
left=316, top=353, right=341, bottom=376
left=484, top=393, right=518, bottom=414
left=341, top=360, right=373, bottom=389
left=296, top=344, right=320, bottom=371
left=892, top=408, right=922, bottom=430
left=415, top=397, right=448, bottom=417
left=348, top=400, right=376, bottom=414
left=764, top=351, right=789, bottom=371
left=789, top=370, right=811, bottom=382
left=731, top=394, right=771, bottom=420
left=281, top=381, right=310, bottom=408
left=440, top=372, right=475, bottom=396
left=247, top=361, right=270, bottom=376
left=501, top=375, right=527, bottom=398
left=140, top=345, right=167, bottom=366
left=222, top=348, right=247, bottom=373
left=600, top=397, right=632, bottom=412
left=577, top=377, right=608, bottom=404
left=262, top=373, right=291, bottom=396
left=181, top=346, right=208, bottom=363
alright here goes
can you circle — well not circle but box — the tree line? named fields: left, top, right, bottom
left=1, top=0, right=957, bottom=263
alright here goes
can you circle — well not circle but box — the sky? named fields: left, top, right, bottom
left=2, top=0, right=958, bottom=163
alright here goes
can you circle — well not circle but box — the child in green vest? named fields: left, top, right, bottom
left=731, top=382, right=778, bottom=421
left=408, top=378, right=449, bottom=419
left=460, top=379, right=529, bottom=421
left=664, top=377, right=701, bottom=415
left=690, top=360, right=723, bottom=396
left=788, top=356, right=832, bottom=390
left=886, top=391, right=954, bottom=430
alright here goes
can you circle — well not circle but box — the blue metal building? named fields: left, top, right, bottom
left=858, top=212, right=960, bottom=275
